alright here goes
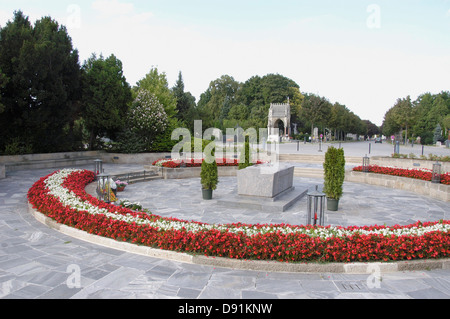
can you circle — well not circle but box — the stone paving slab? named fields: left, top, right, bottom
left=0, top=164, right=449, bottom=300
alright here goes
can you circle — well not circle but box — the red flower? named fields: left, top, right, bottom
left=27, top=169, right=450, bottom=263
left=353, top=165, right=450, bottom=185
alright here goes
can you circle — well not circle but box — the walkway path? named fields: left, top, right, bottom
left=273, top=139, right=450, bottom=158
left=1, top=159, right=449, bottom=299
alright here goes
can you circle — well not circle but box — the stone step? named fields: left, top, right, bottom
left=294, top=167, right=324, bottom=178
left=280, top=154, right=363, bottom=164
left=110, top=171, right=161, bottom=184
left=216, top=187, right=308, bottom=212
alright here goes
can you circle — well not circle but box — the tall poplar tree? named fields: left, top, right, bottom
left=171, top=71, right=197, bottom=130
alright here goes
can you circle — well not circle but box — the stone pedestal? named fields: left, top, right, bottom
left=237, top=163, right=294, bottom=198
left=217, top=163, right=306, bottom=212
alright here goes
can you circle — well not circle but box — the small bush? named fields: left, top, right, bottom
left=200, top=143, right=218, bottom=190
left=323, top=146, right=346, bottom=200
left=238, top=135, right=252, bottom=170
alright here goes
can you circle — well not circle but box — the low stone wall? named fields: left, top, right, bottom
left=370, top=156, right=450, bottom=173
left=0, top=151, right=104, bottom=172
left=279, top=154, right=362, bottom=164
left=149, top=166, right=239, bottom=179
left=101, top=152, right=172, bottom=165
left=0, top=150, right=103, bottom=164
left=346, top=170, right=450, bottom=202
left=0, top=164, right=5, bottom=179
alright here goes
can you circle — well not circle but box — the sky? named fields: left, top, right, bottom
left=1, top=0, right=450, bottom=126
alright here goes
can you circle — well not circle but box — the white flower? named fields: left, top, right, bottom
left=43, top=169, right=450, bottom=239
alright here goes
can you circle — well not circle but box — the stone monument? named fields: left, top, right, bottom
left=267, top=102, right=291, bottom=142
left=217, top=163, right=307, bottom=212
left=237, top=163, right=294, bottom=198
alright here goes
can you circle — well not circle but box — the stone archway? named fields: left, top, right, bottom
left=268, top=103, right=291, bottom=142
left=274, top=119, right=285, bottom=137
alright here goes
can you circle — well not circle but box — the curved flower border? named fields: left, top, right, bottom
left=27, top=169, right=450, bottom=263
left=152, top=158, right=264, bottom=168
left=353, top=165, right=450, bottom=185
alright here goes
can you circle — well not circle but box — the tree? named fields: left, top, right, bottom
left=300, top=93, right=332, bottom=137
left=0, top=70, right=8, bottom=115
left=382, top=97, right=413, bottom=142
left=383, top=92, right=450, bottom=145
left=288, top=86, right=305, bottom=125
left=228, top=104, right=249, bottom=121
left=237, top=75, right=264, bottom=109
left=135, top=67, right=178, bottom=119
left=126, top=89, right=168, bottom=151
left=443, top=115, right=450, bottom=141
left=323, top=146, right=346, bottom=211
left=363, top=120, right=380, bottom=138
left=382, top=106, right=401, bottom=137
left=396, top=96, right=414, bottom=144
left=238, top=135, right=252, bottom=170
left=411, top=93, right=434, bottom=141
left=427, top=95, right=449, bottom=131
left=81, top=53, right=132, bottom=149
left=197, top=75, right=241, bottom=129
left=0, top=11, right=33, bottom=151
left=0, top=11, right=82, bottom=153
left=236, top=74, right=302, bottom=131
left=433, top=123, right=443, bottom=144
left=260, top=73, right=299, bottom=105
left=328, top=103, right=348, bottom=140
left=200, top=142, right=218, bottom=193
left=171, top=71, right=196, bottom=130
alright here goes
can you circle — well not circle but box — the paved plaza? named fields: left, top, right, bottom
left=276, top=139, right=450, bottom=157
left=0, top=142, right=449, bottom=299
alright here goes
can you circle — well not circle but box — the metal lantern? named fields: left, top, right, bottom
left=363, top=154, right=370, bottom=173
left=94, top=159, right=103, bottom=178
left=96, top=173, right=111, bottom=203
left=307, top=186, right=326, bottom=226
left=431, top=161, right=442, bottom=184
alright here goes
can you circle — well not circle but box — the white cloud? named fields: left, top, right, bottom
left=50, top=1, right=450, bottom=126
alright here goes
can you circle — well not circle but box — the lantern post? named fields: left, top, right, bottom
left=96, top=173, right=111, bottom=203
left=431, top=161, right=442, bottom=184
left=306, top=186, right=326, bottom=226
left=94, top=159, right=103, bottom=179
left=363, top=154, right=370, bottom=173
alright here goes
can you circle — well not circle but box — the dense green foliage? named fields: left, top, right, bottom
left=113, top=89, right=168, bottom=153
left=81, top=53, right=132, bottom=150
left=195, top=74, right=372, bottom=141
left=0, top=11, right=82, bottom=153
left=382, top=92, right=450, bottom=145
left=200, top=143, right=218, bottom=190
left=299, top=94, right=369, bottom=140
left=323, top=146, right=346, bottom=200
left=238, top=135, right=252, bottom=170
left=196, top=74, right=304, bottom=134
left=8, top=10, right=443, bottom=156
left=172, top=71, right=197, bottom=130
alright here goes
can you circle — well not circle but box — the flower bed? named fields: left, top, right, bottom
left=152, top=158, right=263, bottom=168
left=352, top=165, right=450, bottom=185
left=27, top=169, right=450, bottom=263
